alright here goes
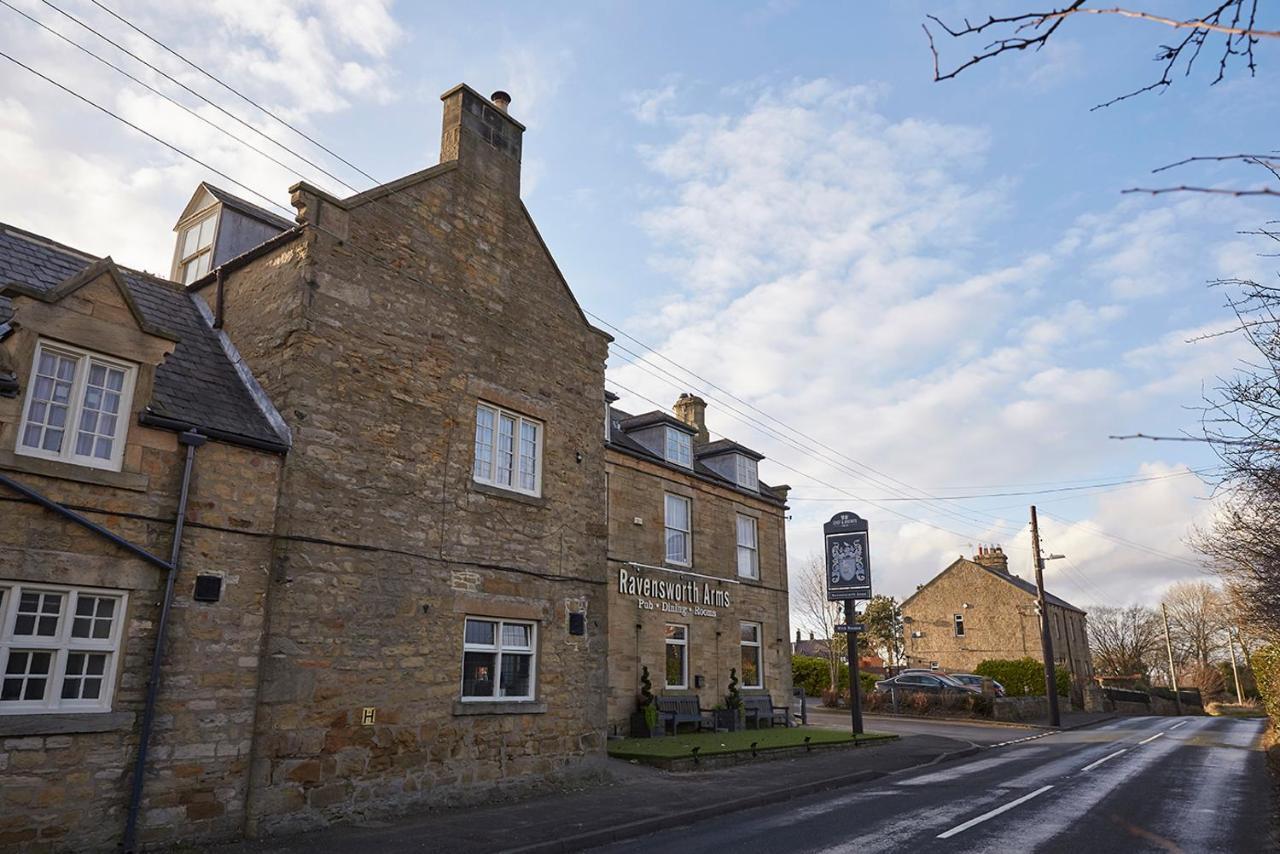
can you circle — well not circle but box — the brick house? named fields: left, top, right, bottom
left=899, top=546, right=1093, bottom=681
left=0, top=85, right=613, bottom=851
left=605, top=392, right=792, bottom=733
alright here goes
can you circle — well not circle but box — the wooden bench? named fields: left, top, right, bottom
left=743, top=694, right=790, bottom=728
left=656, top=696, right=713, bottom=734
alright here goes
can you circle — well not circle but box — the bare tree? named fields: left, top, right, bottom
left=1088, top=605, right=1163, bottom=678
left=1162, top=580, right=1227, bottom=665
left=923, top=3, right=1278, bottom=196
left=791, top=552, right=846, bottom=690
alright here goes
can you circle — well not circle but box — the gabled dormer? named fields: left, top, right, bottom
left=697, top=440, right=763, bottom=492
left=616, top=411, right=697, bottom=469
left=171, top=183, right=294, bottom=284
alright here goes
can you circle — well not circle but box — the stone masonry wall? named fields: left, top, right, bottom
left=0, top=265, right=282, bottom=851
left=605, top=449, right=791, bottom=734
left=216, top=89, right=611, bottom=837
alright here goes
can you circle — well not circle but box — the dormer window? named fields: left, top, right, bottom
left=175, top=214, right=217, bottom=284
left=17, top=340, right=135, bottom=472
left=665, top=428, right=692, bottom=468
left=735, top=455, right=758, bottom=491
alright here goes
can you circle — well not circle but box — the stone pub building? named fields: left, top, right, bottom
left=605, top=393, right=791, bottom=734
left=0, top=86, right=630, bottom=851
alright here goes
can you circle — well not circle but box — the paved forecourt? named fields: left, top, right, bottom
left=591, top=715, right=1273, bottom=853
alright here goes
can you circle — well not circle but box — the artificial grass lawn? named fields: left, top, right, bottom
left=607, top=725, right=895, bottom=760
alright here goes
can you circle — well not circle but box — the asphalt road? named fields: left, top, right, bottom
left=591, top=715, right=1274, bottom=853
left=807, top=708, right=1035, bottom=746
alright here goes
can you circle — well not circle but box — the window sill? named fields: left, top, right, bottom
left=452, top=701, right=546, bottom=716
left=0, top=710, right=134, bottom=737
left=470, top=481, right=547, bottom=507
left=0, top=449, right=148, bottom=492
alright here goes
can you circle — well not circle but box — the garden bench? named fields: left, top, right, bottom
left=656, top=695, right=714, bottom=734
left=743, top=694, right=790, bottom=728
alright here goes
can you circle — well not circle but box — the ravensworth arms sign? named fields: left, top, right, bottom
left=824, top=511, right=872, bottom=601
left=617, top=565, right=731, bottom=619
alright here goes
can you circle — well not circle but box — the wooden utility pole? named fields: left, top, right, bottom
left=1029, top=506, right=1061, bottom=727
left=1161, top=602, right=1184, bottom=715
left=1228, top=627, right=1244, bottom=705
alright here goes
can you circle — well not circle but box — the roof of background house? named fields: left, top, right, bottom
left=0, top=222, right=288, bottom=451
left=900, top=557, right=1085, bottom=614
left=608, top=406, right=784, bottom=505
left=618, top=410, right=696, bottom=434
left=202, top=184, right=295, bottom=231
left=696, top=438, right=764, bottom=461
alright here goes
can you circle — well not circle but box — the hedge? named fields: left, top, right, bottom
left=791, top=655, right=877, bottom=698
left=1254, top=644, right=1280, bottom=728
left=975, top=657, right=1070, bottom=697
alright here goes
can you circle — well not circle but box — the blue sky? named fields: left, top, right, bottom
left=2, top=1, right=1276, bottom=616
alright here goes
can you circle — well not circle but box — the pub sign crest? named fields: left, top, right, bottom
left=824, top=511, right=871, bottom=601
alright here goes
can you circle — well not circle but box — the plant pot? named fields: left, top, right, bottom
left=714, top=708, right=744, bottom=732
left=630, top=710, right=662, bottom=738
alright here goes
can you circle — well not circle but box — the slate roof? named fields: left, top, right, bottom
left=901, top=557, right=1085, bottom=614
left=619, top=410, right=696, bottom=434
left=204, top=184, right=295, bottom=231
left=608, top=406, right=785, bottom=505
left=696, top=438, right=764, bottom=461
left=0, top=223, right=288, bottom=451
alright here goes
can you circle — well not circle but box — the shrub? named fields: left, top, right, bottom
left=1253, top=644, right=1280, bottom=728
left=821, top=689, right=840, bottom=708
left=792, top=655, right=835, bottom=697
left=1178, top=662, right=1226, bottom=701
left=975, top=658, right=1070, bottom=697
left=909, top=691, right=932, bottom=714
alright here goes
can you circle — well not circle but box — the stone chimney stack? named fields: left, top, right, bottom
left=439, top=84, right=524, bottom=196
left=673, top=393, right=709, bottom=445
left=795, top=629, right=801, bottom=644
left=973, top=544, right=1009, bottom=574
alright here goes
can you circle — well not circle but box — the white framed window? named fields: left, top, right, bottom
left=735, top=455, right=758, bottom=491
left=664, top=623, right=688, bottom=689
left=17, top=340, right=136, bottom=472
left=736, top=514, right=759, bottom=579
left=460, top=617, right=537, bottom=702
left=0, top=581, right=127, bottom=714
left=473, top=403, right=542, bottom=497
left=664, top=493, right=691, bottom=565
left=740, top=621, right=763, bottom=689
left=953, top=613, right=965, bottom=637
left=664, top=428, right=692, bottom=468
left=175, top=213, right=217, bottom=284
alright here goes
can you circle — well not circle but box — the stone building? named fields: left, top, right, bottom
left=899, top=546, right=1092, bottom=681
left=0, top=225, right=288, bottom=849
left=0, top=84, right=613, bottom=851
left=605, top=392, right=791, bottom=734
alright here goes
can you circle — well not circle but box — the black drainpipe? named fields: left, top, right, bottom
left=122, top=429, right=206, bottom=853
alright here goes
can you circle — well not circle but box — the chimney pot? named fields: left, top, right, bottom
left=490, top=90, right=512, bottom=112
left=672, top=393, right=709, bottom=445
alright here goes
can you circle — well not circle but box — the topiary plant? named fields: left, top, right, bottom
left=638, top=665, right=658, bottom=730
left=725, top=667, right=743, bottom=710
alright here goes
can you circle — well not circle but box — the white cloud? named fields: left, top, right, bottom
left=610, top=78, right=1258, bottom=614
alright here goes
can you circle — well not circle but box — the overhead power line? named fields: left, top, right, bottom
left=88, top=0, right=379, bottom=185
left=36, top=0, right=361, bottom=193
left=1, top=39, right=1210, bottom=575
left=786, top=467, right=1217, bottom=501
left=0, top=0, right=344, bottom=196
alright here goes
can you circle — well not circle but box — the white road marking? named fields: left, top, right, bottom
left=1169, top=720, right=1188, bottom=730
left=1080, top=749, right=1127, bottom=772
left=1138, top=732, right=1164, bottom=745
left=896, top=750, right=1044, bottom=786
left=936, top=785, right=1055, bottom=839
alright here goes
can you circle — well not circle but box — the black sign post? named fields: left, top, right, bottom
left=825, top=512, right=872, bottom=736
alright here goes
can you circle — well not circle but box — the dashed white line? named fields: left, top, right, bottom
left=1080, top=749, right=1127, bottom=772
left=936, top=785, right=1055, bottom=839
left=1138, top=732, right=1164, bottom=745
left=1169, top=720, right=1188, bottom=730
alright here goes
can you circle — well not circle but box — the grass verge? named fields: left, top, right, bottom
left=607, top=726, right=895, bottom=760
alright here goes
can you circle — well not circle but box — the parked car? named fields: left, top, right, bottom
left=950, top=673, right=1006, bottom=697
left=874, top=672, right=980, bottom=696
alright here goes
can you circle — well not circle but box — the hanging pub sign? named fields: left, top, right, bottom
left=824, top=511, right=872, bottom=601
